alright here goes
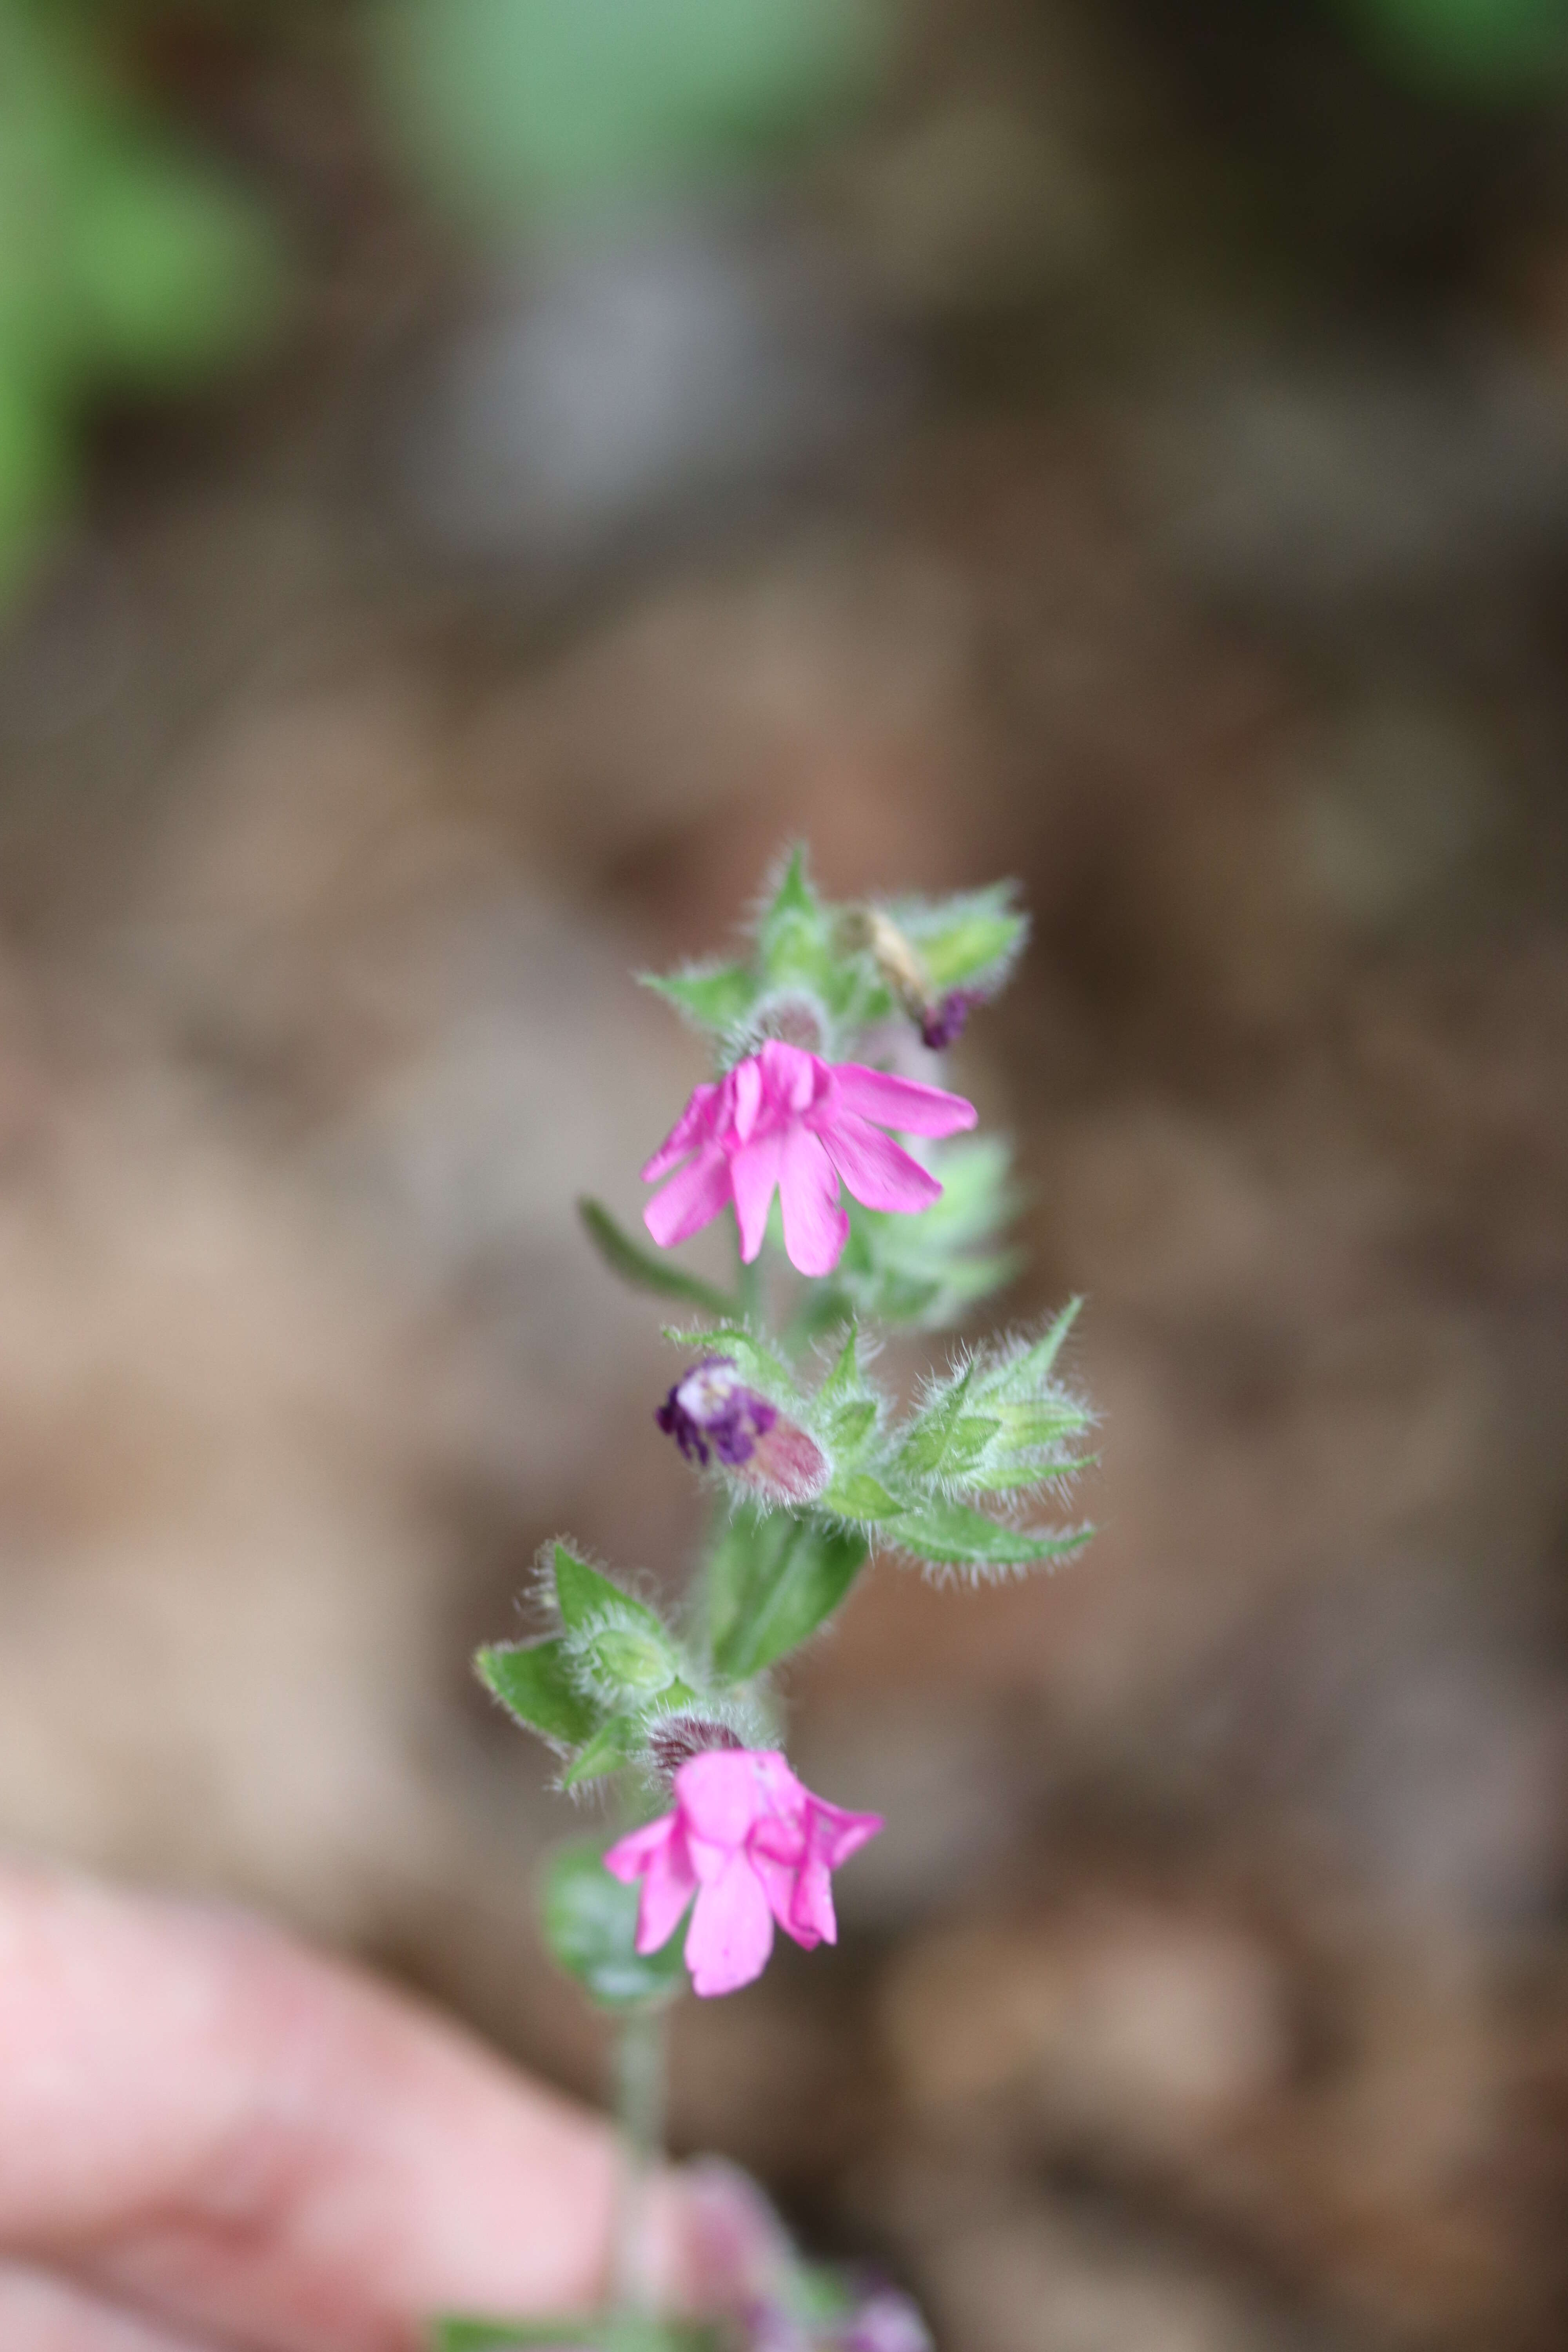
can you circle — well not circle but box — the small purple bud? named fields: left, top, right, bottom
left=657, top=1356, right=777, bottom=1468
left=918, top=991, right=977, bottom=1051
left=657, top=1357, right=828, bottom=1503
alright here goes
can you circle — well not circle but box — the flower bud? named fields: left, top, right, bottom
left=586, top=1623, right=679, bottom=1695
left=644, top=1714, right=744, bottom=1776
left=657, top=1356, right=828, bottom=1504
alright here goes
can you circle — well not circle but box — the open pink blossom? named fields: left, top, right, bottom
left=641, top=1040, right=976, bottom=1279
left=603, top=1748, right=882, bottom=1998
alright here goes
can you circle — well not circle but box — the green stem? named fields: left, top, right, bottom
left=608, top=2005, right=667, bottom=2321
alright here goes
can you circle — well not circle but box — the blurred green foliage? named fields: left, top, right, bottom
left=1334, top=0, right=1568, bottom=88
left=372, top=0, right=893, bottom=227
left=0, top=0, right=285, bottom=606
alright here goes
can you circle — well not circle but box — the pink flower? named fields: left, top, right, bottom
left=641, top=1041, right=977, bottom=1279
left=603, top=1748, right=882, bottom=1997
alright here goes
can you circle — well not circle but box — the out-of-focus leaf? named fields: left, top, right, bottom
left=1334, top=0, right=1568, bottom=87
left=0, top=370, right=71, bottom=607
left=376, top=0, right=892, bottom=222
left=578, top=1198, right=740, bottom=1318
left=432, top=2316, right=717, bottom=2350
left=541, top=1840, right=688, bottom=2008
left=72, top=144, right=284, bottom=384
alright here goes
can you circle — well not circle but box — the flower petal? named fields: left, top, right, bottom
left=820, top=1111, right=943, bottom=1215
left=729, top=1054, right=764, bottom=1143
left=685, top=1853, right=775, bottom=1996
left=644, top=1145, right=731, bottom=1249
left=777, top=1125, right=849, bottom=1278
left=603, top=1815, right=674, bottom=1883
left=832, top=1064, right=978, bottom=1138
left=677, top=1748, right=769, bottom=1848
left=759, top=1039, right=820, bottom=1113
left=749, top=1845, right=801, bottom=1938
left=809, top=1797, right=884, bottom=1870
left=730, top=1131, right=784, bottom=1264
left=634, top=1824, right=699, bottom=1955
left=641, top=1082, right=721, bottom=1182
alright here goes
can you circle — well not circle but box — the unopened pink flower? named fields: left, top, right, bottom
left=603, top=1748, right=882, bottom=1997
left=641, top=1040, right=976, bottom=1279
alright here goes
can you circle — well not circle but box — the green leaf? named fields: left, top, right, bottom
left=888, top=1500, right=1093, bottom=1575
left=709, top=1504, right=868, bottom=1679
left=577, top=1198, right=740, bottom=1317
left=541, top=1840, right=688, bottom=2009
left=641, top=961, right=759, bottom=1033
left=561, top=1716, right=639, bottom=1786
left=552, top=1544, right=667, bottom=1638
left=475, top=1640, right=598, bottom=1746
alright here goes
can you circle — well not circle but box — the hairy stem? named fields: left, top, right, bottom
left=608, top=2004, right=668, bottom=2319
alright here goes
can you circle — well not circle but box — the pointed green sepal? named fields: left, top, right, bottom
left=888, top=1500, right=1094, bottom=1576
left=475, top=1639, right=598, bottom=1746
left=561, top=1717, right=639, bottom=1786
left=664, top=1322, right=799, bottom=1401
left=552, top=1543, right=667, bottom=1638
left=640, top=961, right=759, bottom=1033
left=1007, top=1295, right=1085, bottom=1384
left=820, top=1471, right=906, bottom=1520
left=754, top=844, right=837, bottom=1000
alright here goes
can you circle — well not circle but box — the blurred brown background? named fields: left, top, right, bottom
left=2, top=2, right=1567, bottom=2346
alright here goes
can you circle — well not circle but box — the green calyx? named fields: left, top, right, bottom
left=640, top=846, right=1029, bottom=1070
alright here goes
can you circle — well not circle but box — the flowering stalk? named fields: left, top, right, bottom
left=450, top=849, right=1094, bottom=2352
